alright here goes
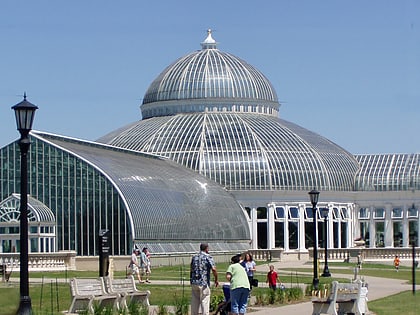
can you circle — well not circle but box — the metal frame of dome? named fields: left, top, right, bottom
left=355, top=153, right=420, bottom=191
left=99, top=113, right=360, bottom=191
left=0, top=193, right=55, bottom=223
left=32, top=131, right=250, bottom=245
left=141, top=29, right=279, bottom=119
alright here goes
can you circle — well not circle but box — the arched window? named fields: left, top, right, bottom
left=0, top=194, right=56, bottom=253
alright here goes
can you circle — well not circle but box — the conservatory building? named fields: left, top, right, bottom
left=0, top=30, right=419, bottom=257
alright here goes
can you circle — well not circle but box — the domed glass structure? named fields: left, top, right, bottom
left=141, top=29, right=279, bottom=119
left=99, top=30, right=360, bottom=192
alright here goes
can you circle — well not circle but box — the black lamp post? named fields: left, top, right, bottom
left=321, top=208, right=331, bottom=277
left=309, top=189, right=320, bottom=290
left=12, top=94, right=38, bottom=315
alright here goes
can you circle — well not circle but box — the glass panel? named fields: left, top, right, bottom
left=257, top=207, right=267, bottom=219
left=305, top=207, right=314, bottom=219
left=305, top=222, right=314, bottom=249
left=289, top=207, right=299, bottom=219
left=257, top=222, right=267, bottom=249
left=360, top=222, right=370, bottom=247
left=30, top=238, right=38, bottom=252
left=274, top=222, right=284, bottom=248
left=359, top=208, right=369, bottom=219
left=409, top=221, right=418, bottom=246
left=288, top=221, right=298, bottom=249
left=374, top=208, right=385, bottom=219
left=375, top=222, right=385, bottom=247
left=392, top=208, right=403, bottom=218
left=393, top=222, right=403, bottom=247
left=341, top=222, right=347, bottom=247
left=275, top=207, right=285, bottom=219
left=341, top=208, right=349, bottom=219
left=408, top=207, right=418, bottom=218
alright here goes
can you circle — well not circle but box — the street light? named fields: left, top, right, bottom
left=309, top=189, right=320, bottom=290
left=320, top=208, right=331, bottom=277
left=12, top=93, right=38, bottom=315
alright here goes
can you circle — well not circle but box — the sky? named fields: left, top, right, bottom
left=0, top=0, right=419, bottom=154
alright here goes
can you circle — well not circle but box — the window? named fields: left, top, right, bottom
left=341, top=208, right=349, bottom=219
left=275, top=207, right=285, bottom=219
left=373, top=208, right=385, bottom=219
left=392, top=208, right=403, bottom=218
left=359, top=208, right=369, bottom=219
left=333, top=207, right=340, bottom=219
left=408, top=206, right=418, bottom=218
left=288, top=207, right=299, bottom=219
left=305, top=207, right=314, bottom=219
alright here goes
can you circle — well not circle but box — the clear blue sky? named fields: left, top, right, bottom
left=1, top=0, right=419, bottom=154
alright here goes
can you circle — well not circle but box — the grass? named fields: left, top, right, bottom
left=0, top=260, right=419, bottom=314
left=368, top=291, right=420, bottom=315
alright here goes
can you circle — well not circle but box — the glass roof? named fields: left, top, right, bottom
left=141, top=30, right=279, bottom=119
left=355, top=154, right=420, bottom=191
left=99, top=113, right=360, bottom=191
left=34, top=132, right=250, bottom=242
left=0, top=193, right=55, bottom=223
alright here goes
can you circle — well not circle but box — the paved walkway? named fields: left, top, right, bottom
left=247, top=260, right=417, bottom=315
left=6, top=260, right=417, bottom=314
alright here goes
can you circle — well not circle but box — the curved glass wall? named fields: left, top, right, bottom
left=99, top=113, right=359, bottom=191
left=0, top=137, right=130, bottom=256
left=355, top=154, right=420, bottom=191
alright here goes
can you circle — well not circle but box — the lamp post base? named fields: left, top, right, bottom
left=312, top=277, right=319, bottom=290
left=16, top=296, right=32, bottom=315
left=321, top=267, right=331, bottom=277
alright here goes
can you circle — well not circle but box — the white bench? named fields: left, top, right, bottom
left=68, top=278, right=119, bottom=314
left=312, top=280, right=368, bottom=315
left=103, top=276, right=151, bottom=309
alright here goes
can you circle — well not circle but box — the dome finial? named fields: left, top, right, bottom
left=201, top=28, right=217, bottom=49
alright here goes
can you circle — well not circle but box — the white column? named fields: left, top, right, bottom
left=402, top=205, right=410, bottom=247
left=284, top=205, right=290, bottom=251
left=251, top=207, right=258, bottom=249
left=369, top=206, right=376, bottom=248
left=267, top=203, right=276, bottom=249
left=351, top=204, right=358, bottom=247
left=326, top=206, right=333, bottom=249
left=298, top=204, right=306, bottom=251
left=384, top=204, right=393, bottom=247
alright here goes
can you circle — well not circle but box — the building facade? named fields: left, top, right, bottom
left=1, top=30, right=419, bottom=257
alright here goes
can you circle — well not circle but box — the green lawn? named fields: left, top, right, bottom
left=0, top=261, right=419, bottom=315
left=368, top=291, right=420, bottom=315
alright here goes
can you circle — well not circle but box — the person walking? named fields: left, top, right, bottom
left=190, top=243, right=219, bottom=315
left=394, top=255, right=400, bottom=272
left=226, top=254, right=250, bottom=315
left=129, top=248, right=144, bottom=284
left=141, top=247, right=151, bottom=283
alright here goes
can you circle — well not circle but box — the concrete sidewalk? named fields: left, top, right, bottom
left=248, top=260, right=417, bottom=315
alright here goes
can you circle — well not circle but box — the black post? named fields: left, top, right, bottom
left=12, top=94, right=38, bottom=315
left=321, top=211, right=331, bottom=277
left=99, top=229, right=110, bottom=277
left=413, top=242, right=416, bottom=296
left=17, top=135, right=32, bottom=315
left=309, top=189, right=320, bottom=290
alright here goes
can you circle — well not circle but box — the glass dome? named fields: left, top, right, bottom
left=141, top=30, right=280, bottom=119
left=99, top=30, right=360, bottom=192
left=99, top=113, right=360, bottom=191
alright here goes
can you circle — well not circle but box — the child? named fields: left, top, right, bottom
left=266, top=265, right=281, bottom=290
left=394, top=255, right=400, bottom=272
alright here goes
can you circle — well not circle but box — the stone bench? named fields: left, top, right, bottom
left=68, top=277, right=119, bottom=314
left=312, top=280, right=368, bottom=315
left=103, top=275, right=150, bottom=309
